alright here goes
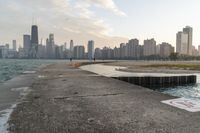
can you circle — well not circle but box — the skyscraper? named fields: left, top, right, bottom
left=88, top=40, right=94, bottom=60
left=73, top=45, right=85, bottom=59
left=46, top=34, right=55, bottom=59
left=23, top=35, right=31, bottom=58
left=127, top=39, right=139, bottom=58
left=23, top=35, right=31, bottom=50
left=176, top=31, right=188, bottom=55
left=12, top=40, right=17, bottom=51
left=30, top=25, right=39, bottom=58
left=70, top=40, right=74, bottom=58
left=143, top=38, right=156, bottom=56
left=31, top=25, right=39, bottom=44
left=183, top=26, right=193, bottom=55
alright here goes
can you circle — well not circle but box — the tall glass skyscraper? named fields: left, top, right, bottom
left=30, top=25, right=39, bottom=58
left=31, top=25, right=38, bottom=44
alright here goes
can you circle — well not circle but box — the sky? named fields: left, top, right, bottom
left=0, top=0, right=200, bottom=49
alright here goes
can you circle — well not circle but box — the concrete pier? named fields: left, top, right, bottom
left=113, top=75, right=196, bottom=89
left=8, top=63, right=200, bottom=133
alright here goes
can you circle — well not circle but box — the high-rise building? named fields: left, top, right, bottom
left=88, top=40, right=95, bottom=60
left=23, top=35, right=31, bottom=58
left=113, top=47, right=120, bottom=59
left=73, top=45, right=85, bottom=59
left=183, top=26, right=193, bottom=55
left=0, top=46, right=8, bottom=58
left=70, top=40, right=74, bottom=58
left=5, top=44, right=9, bottom=49
left=176, top=31, right=188, bottom=55
left=120, top=43, right=127, bottom=58
left=37, top=44, right=46, bottom=59
left=127, top=39, right=139, bottom=58
left=94, top=48, right=102, bottom=59
left=31, top=25, right=39, bottom=44
left=30, top=25, right=39, bottom=58
left=143, top=38, right=156, bottom=56
left=46, top=34, right=55, bottom=59
left=156, top=44, right=161, bottom=55
left=12, top=40, right=17, bottom=51
left=64, top=42, right=67, bottom=50
left=159, top=42, right=174, bottom=57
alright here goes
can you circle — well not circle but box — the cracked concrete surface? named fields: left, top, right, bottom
left=8, top=63, right=200, bottom=133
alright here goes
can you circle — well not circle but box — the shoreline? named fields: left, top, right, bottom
left=7, top=62, right=200, bottom=133
left=104, top=60, right=200, bottom=74
left=0, top=63, right=52, bottom=133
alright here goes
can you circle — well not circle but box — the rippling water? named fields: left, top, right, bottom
left=160, top=75, right=200, bottom=100
left=0, top=59, right=65, bottom=83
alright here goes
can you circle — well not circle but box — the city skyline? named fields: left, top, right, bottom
left=1, top=0, right=200, bottom=48
left=3, top=24, right=200, bottom=59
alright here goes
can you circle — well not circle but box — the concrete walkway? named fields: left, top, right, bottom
left=8, top=63, right=200, bottom=133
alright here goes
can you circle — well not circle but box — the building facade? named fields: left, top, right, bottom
left=176, top=31, right=188, bottom=55
left=143, top=39, right=156, bottom=56
left=88, top=40, right=95, bottom=60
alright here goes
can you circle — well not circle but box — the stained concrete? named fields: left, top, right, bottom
left=8, top=63, right=200, bottom=133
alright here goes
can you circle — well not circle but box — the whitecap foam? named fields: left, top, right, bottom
left=0, top=104, right=16, bottom=133
left=38, top=75, right=47, bottom=78
left=11, top=87, right=31, bottom=97
left=22, top=71, right=36, bottom=74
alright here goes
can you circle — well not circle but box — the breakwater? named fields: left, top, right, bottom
left=112, top=75, right=196, bottom=89
left=80, top=63, right=197, bottom=89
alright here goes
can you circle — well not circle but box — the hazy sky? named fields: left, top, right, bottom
left=1, top=0, right=200, bottom=49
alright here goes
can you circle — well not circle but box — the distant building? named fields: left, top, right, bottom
left=88, top=40, right=95, bottom=60
left=94, top=48, right=102, bottom=59
left=74, top=45, right=85, bottom=59
left=113, top=47, right=120, bottom=59
left=12, top=40, right=17, bottom=51
left=0, top=46, right=8, bottom=58
left=176, top=31, right=188, bottom=55
left=5, top=44, right=9, bottom=49
left=156, top=44, right=161, bottom=55
left=143, top=38, right=156, bottom=56
left=46, top=34, right=55, bottom=59
left=30, top=25, right=39, bottom=58
left=192, top=46, right=198, bottom=56
left=37, top=44, right=46, bottom=58
left=176, top=26, right=193, bottom=55
left=159, top=42, right=174, bottom=57
left=18, top=47, right=26, bottom=58
left=183, top=26, right=193, bottom=55
left=127, top=39, right=139, bottom=58
left=120, top=43, right=127, bottom=58
left=101, top=47, right=114, bottom=59
left=23, top=35, right=31, bottom=58
left=70, top=40, right=74, bottom=58
left=64, top=42, right=67, bottom=51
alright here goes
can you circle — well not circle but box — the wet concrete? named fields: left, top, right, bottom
left=8, top=63, right=200, bottom=133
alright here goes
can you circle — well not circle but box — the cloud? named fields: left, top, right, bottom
left=0, top=0, right=127, bottom=48
left=85, top=0, right=126, bottom=16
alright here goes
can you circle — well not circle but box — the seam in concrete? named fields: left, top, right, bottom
left=53, top=93, right=124, bottom=100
